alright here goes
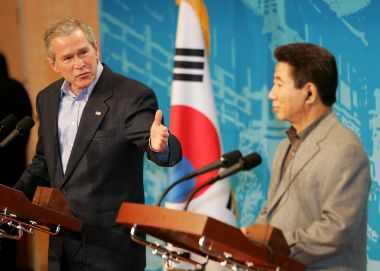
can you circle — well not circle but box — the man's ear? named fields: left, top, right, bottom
left=94, top=40, right=100, bottom=60
left=303, top=82, right=317, bottom=104
left=47, top=57, right=59, bottom=73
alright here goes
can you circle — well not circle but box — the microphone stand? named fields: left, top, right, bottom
left=183, top=176, right=219, bottom=211
left=156, top=173, right=196, bottom=206
left=183, top=152, right=262, bottom=211
left=156, top=150, right=242, bottom=206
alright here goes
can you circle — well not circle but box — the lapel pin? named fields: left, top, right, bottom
left=95, top=111, right=102, bottom=116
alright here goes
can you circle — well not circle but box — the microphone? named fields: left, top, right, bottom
left=0, top=116, right=35, bottom=149
left=156, top=150, right=242, bottom=206
left=216, top=152, right=261, bottom=180
left=183, top=152, right=262, bottom=211
left=0, top=114, right=18, bottom=136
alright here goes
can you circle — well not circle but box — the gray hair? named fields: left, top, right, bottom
left=43, top=18, right=96, bottom=59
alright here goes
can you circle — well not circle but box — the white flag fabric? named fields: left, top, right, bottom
left=166, top=2, right=237, bottom=269
left=168, top=0, right=237, bottom=227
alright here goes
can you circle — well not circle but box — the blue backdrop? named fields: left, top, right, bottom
left=99, top=0, right=380, bottom=270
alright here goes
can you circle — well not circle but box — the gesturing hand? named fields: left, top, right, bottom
left=149, top=110, right=169, bottom=152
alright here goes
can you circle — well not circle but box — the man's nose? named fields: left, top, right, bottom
left=74, top=57, right=85, bottom=68
left=268, top=86, right=275, bottom=100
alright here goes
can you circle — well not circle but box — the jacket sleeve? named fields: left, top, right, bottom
left=123, top=86, right=182, bottom=167
left=146, top=133, right=182, bottom=167
left=13, top=92, right=50, bottom=199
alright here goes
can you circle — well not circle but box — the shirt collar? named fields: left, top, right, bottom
left=60, top=61, right=104, bottom=99
left=286, top=110, right=332, bottom=144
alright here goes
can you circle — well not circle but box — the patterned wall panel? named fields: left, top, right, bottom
left=99, top=0, right=380, bottom=270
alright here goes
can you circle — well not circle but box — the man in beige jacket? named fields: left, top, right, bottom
left=243, top=43, right=371, bottom=270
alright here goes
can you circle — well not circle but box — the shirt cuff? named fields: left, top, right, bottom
left=149, top=137, right=170, bottom=162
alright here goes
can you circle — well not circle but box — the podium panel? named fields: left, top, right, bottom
left=116, top=202, right=304, bottom=271
left=0, top=185, right=83, bottom=237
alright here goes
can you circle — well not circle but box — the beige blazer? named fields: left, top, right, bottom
left=257, top=112, right=371, bottom=271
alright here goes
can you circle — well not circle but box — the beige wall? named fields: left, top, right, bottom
left=0, top=1, right=99, bottom=270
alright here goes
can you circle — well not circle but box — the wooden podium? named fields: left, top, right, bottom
left=0, top=185, right=83, bottom=239
left=117, top=203, right=305, bottom=271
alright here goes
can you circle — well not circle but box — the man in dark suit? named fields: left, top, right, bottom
left=0, top=53, right=32, bottom=271
left=14, top=18, right=182, bottom=270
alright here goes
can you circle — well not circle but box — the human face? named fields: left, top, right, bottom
left=268, top=62, right=306, bottom=129
left=48, top=29, right=99, bottom=95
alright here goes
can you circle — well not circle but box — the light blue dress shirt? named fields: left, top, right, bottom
left=58, top=62, right=103, bottom=173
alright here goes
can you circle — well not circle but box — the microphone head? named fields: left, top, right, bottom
left=221, top=150, right=242, bottom=167
left=0, top=114, right=17, bottom=128
left=242, top=152, right=262, bottom=170
left=16, top=116, right=35, bottom=134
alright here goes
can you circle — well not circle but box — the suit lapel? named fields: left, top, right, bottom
left=44, top=83, right=65, bottom=185
left=267, top=112, right=338, bottom=219
left=267, top=141, right=289, bottom=203
left=61, top=67, right=113, bottom=186
left=267, top=141, right=320, bottom=217
left=266, top=141, right=289, bottom=214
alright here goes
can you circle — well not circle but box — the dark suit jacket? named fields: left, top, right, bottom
left=15, top=65, right=182, bottom=270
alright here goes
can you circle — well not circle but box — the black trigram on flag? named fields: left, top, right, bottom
left=173, top=48, right=204, bottom=82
